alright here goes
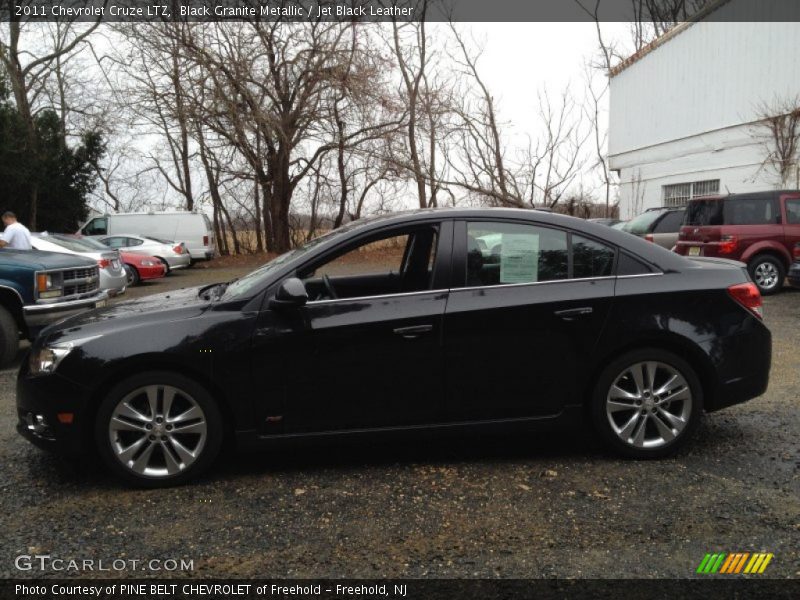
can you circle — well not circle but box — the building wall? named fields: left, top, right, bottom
left=608, top=0, right=800, bottom=217
left=613, top=123, right=798, bottom=218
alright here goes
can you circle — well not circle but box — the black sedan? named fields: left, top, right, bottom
left=17, top=208, right=771, bottom=486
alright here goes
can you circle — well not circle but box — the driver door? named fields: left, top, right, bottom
left=283, top=221, right=452, bottom=433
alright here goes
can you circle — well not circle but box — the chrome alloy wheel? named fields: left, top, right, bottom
left=108, top=385, right=208, bottom=478
left=754, top=262, right=779, bottom=291
left=605, top=361, right=692, bottom=449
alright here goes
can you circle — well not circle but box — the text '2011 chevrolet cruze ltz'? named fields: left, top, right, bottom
left=17, top=208, right=771, bottom=487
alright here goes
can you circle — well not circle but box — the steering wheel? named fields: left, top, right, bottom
left=322, top=274, right=338, bottom=299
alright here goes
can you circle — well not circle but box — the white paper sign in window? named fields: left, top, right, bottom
left=500, top=233, right=539, bottom=283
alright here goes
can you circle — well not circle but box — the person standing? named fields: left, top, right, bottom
left=0, top=211, right=32, bottom=250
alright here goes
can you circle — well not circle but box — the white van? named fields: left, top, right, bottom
left=79, top=211, right=216, bottom=261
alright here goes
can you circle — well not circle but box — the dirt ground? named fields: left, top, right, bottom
left=0, top=267, right=797, bottom=579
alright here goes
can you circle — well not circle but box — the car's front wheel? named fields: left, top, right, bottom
left=95, top=372, right=223, bottom=487
left=591, top=349, right=703, bottom=458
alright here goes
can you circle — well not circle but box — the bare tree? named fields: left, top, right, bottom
left=752, top=95, right=800, bottom=188
left=0, top=2, right=105, bottom=227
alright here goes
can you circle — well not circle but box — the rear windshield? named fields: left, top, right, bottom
left=685, top=200, right=724, bottom=226
left=686, top=196, right=780, bottom=226
left=622, top=210, right=663, bottom=235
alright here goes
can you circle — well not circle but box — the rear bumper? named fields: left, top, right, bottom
left=702, top=322, right=771, bottom=412
left=788, top=262, right=800, bottom=288
left=137, top=264, right=167, bottom=280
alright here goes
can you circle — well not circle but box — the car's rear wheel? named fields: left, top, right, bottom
left=748, top=255, right=784, bottom=295
left=95, top=372, right=223, bottom=487
left=0, top=305, right=19, bottom=368
left=123, top=264, right=140, bottom=286
left=591, top=349, right=702, bottom=458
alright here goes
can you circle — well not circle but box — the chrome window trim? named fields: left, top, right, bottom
left=302, top=272, right=664, bottom=305
left=306, top=288, right=449, bottom=306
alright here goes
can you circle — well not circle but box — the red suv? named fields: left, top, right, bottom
left=675, top=190, right=800, bottom=294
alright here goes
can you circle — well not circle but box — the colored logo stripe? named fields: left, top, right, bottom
left=697, top=553, right=773, bottom=574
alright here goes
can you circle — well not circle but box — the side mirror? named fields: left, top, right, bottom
left=269, top=277, right=308, bottom=309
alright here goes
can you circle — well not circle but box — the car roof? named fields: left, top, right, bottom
left=688, top=190, right=799, bottom=202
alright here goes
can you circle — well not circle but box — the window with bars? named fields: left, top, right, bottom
left=662, top=179, right=720, bottom=207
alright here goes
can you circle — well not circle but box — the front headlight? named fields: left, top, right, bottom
left=28, top=335, right=102, bottom=376
left=140, top=260, right=156, bottom=266
left=36, top=272, right=64, bottom=299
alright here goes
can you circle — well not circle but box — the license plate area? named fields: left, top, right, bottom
left=688, top=246, right=701, bottom=256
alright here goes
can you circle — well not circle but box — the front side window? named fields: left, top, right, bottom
left=104, top=237, right=127, bottom=248
left=84, top=218, right=107, bottom=235
left=299, top=226, right=439, bottom=301
left=466, top=222, right=568, bottom=286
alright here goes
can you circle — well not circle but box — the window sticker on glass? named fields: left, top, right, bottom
left=500, top=233, right=539, bottom=283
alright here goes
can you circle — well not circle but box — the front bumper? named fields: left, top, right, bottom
left=23, top=292, right=109, bottom=338
left=16, top=363, right=93, bottom=456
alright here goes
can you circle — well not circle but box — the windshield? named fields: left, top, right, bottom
left=622, top=210, right=663, bottom=235
left=219, top=228, right=343, bottom=301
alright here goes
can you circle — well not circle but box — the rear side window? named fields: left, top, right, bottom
left=787, top=199, right=800, bottom=224
left=685, top=200, right=723, bottom=226
left=466, top=222, right=568, bottom=286
left=572, top=235, right=615, bottom=278
left=723, top=197, right=780, bottom=225
left=617, top=253, right=653, bottom=276
left=653, top=210, right=685, bottom=233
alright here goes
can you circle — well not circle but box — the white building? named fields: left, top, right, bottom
left=609, top=0, right=800, bottom=218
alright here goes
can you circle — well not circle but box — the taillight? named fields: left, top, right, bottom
left=203, top=235, right=209, bottom=246
left=727, top=282, right=763, bottom=319
left=718, top=235, right=738, bottom=254
left=644, top=234, right=654, bottom=243
left=97, top=259, right=110, bottom=268
left=173, top=245, right=183, bottom=254
left=793, top=243, right=800, bottom=260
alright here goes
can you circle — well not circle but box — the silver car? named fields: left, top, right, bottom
left=96, top=234, right=192, bottom=272
left=31, top=234, right=127, bottom=296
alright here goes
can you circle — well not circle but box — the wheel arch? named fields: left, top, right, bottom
left=741, top=243, right=791, bottom=269
left=585, top=334, right=716, bottom=411
left=85, top=355, right=236, bottom=447
left=0, top=286, right=27, bottom=335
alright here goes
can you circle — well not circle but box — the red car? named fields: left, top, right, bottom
left=121, top=252, right=167, bottom=286
left=675, top=190, right=800, bottom=295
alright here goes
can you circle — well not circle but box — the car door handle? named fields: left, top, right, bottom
left=393, top=324, right=434, bottom=339
left=554, top=307, right=593, bottom=320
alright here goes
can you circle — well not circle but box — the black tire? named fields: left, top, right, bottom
left=156, top=257, right=171, bottom=275
left=123, top=264, right=140, bottom=287
left=0, top=305, right=19, bottom=368
left=590, top=348, right=703, bottom=459
left=748, top=255, right=785, bottom=295
left=95, top=371, right=223, bottom=487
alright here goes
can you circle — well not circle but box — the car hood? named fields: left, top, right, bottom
left=0, top=249, right=96, bottom=270
left=42, top=286, right=213, bottom=342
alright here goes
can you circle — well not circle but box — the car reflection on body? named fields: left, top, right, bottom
left=17, top=208, right=771, bottom=487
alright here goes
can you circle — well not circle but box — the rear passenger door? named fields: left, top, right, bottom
left=443, top=220, right=616, bottom=422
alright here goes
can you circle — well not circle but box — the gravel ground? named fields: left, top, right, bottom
left=1, top=270, right=798, bottom=579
